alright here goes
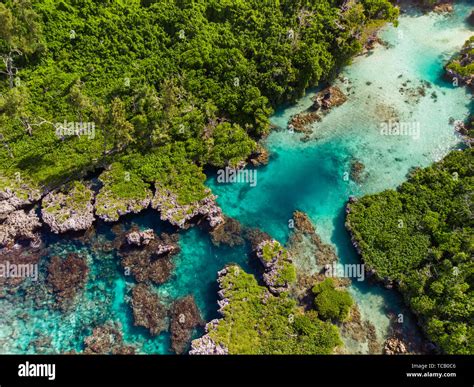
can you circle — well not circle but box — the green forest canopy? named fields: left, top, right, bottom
left=0, top=0, right=398, bottom=203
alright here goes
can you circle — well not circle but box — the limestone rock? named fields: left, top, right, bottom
left=41, top=183, right=95, bottom=233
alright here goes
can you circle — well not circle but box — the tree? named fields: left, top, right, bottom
left=108, top=97, right=134, bottom=151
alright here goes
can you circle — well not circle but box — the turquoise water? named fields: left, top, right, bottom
left=1, top=3, right=472, bottom=354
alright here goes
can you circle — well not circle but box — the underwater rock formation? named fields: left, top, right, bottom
left=288, top=211, right=338, bottom=268
left=120, top=231, right=179, bottom=284
left=47, top=253, right=89, bottom=309
left=84, top=322, right=136, bottom=354
left=130, top=283, right=168, bottom=336
left=210, top=216, right=244, bottom=247
left=170, top=295, right=204, bottom=354
left=350, top=159, right=367, bottom=184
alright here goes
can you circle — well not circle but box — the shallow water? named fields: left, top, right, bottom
left=1, top=3, right=472, bottom=354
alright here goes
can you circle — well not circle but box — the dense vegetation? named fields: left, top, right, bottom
left=207, top=264, right=342, bottom=354
left=346, top=149, right=474, bottom=354
left=312, top=278, right=354, bottom=322
left=0, top=0, right=398, bottom=205
left=446, top=35, right=474, bottom=78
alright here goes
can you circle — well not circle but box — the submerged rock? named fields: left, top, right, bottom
left=243, top=227, right=272, bottom=251
left=152, top=185, right=224, bottom=229
left=468, top=11, right=474, bottom=26
left=41, top=182, right=95, bottom=234
left=130, top=283, right=168, bottom=336
left=84, top=322, right=136, bottom=354
left=350, top=159, right=367, bottom=184
left=289, top=211, right=338, bottom=267
left=210, top=216, right=244, bottom=247
left=170, top=296, right=204, bottom=354
left=47, top=253, right=89, bottom=309
left=120, top=231, right=179, bottom=284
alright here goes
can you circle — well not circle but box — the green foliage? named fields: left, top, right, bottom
left=312, top=278, right=354, bottom=322
left=0, top=0, right=398, bottom=197
left=346, top=149, right=474, bottom=354
left=208, top=264, right=342, bottom=354
left=446, top=36, right=474, bottom=77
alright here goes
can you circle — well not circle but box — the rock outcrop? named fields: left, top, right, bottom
left=189, top=267, right=233, bottom=355
left=255, top=239, right=296, bottom=295
left=41, top=182, right=95, bottom=233
left=189, top=319, right=228, bottom=355
left=444, top=37, right=474, bottom=89
left=312, top=86, right=347, bottom=111
left=125, top=228, right=155, bottom=246
left=287, top=86, right=347, bottom=135
left=95, top=190, right=152, bottom=223
left=384, top=337, right=408, bottom=355
left=248, top=144, right=269, bottom=167
left=0, top=209, right=41, bottom=247
left=0, top=177, right=41, bottom=221
left=152, top=185, right=224, bottom=229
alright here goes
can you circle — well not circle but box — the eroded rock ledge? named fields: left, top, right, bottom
left=151, top=185, right=224, bottom=229
left=0, top=209, right=41, bottom=247
left=41, top=182, right=95, bottom=234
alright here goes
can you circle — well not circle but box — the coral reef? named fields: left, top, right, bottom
left=130, top=283, right=168, bottom=336
left=47, top=253, right=89, bottom=309
left=170, top=296, right=203, bottom=354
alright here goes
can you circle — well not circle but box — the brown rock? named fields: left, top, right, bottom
left=170, top=296, right=204, bottom=354
left=312, top=86, right=347, bottom=111
left=84, top=323, right=136, bottom=354
left=210, top=216, right=244, bottom=247
left=47, top=253, right=89, bottom=309
left=130, top=283, right=168, bottom=336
